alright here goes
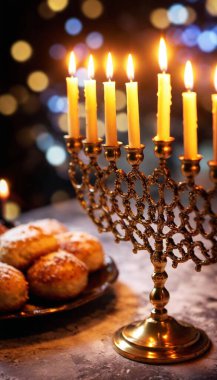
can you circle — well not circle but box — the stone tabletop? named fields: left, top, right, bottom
left=0, top=200, right=217, bottom=380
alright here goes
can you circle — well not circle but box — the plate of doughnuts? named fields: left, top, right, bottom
left=0, top=219, right=118, bottom=320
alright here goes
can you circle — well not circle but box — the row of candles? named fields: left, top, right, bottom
left=67, top=38, right=217, bottom=161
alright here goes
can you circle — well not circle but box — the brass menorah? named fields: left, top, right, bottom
left=65, top=134, right=217, bottom=364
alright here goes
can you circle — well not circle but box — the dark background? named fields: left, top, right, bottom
left=0, top=0, right=216, bottom=220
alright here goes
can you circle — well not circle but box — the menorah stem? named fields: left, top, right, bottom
left=113, top=248, right=210, bottom=363
left=150, top=253, right=169, bottom=321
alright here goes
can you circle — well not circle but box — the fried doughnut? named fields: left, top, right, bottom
left=27, top=250, right=88, bottom=301
left=0, top=224, right=58, bottom=270
left=57, top=231, right=104, bottom=272
left=29, top=219, right=68, bottom=235
left=0, top=262, right=28, bottom=312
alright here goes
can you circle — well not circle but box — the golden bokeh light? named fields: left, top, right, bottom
left=58, top=113, right=68, bottom=132
left=150, top=8, right=170, bottom=29
left=82, top=0, right=104, bottom=19
left=185, top=6, right=197, bottom=25
left=116, top=90, right=126, bottom=111
left=117, top=112, right=128, bottom=132
left=38, top=2, right=55, bottom=19
left=5, top=201, right=21, bottom=221
left=10, top=85, right=29, bottom=105
left=47, top=0, right=68, bottom=12
left=0, top=94, right=18, bottom=116
left=206, top=0, right=217, bottom=16
left=27, top=71, right=49, bottom=92
left=10, top=40, right=33, bottom=62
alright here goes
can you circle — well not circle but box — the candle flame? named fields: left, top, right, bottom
left=106, top=52, right=113, bottom=80
left=0, top=179, right=9, bottom=200
left=184, top=60, right=194, bottom=91
left=88, top=54, right=94, bottom=79
left=214, top=65, right=217, bottom=92
left=127, top=54, right=134, bottom=81
left=68, top=51, right=76, bottom=76
left=159, top=37, right=168, bottom=72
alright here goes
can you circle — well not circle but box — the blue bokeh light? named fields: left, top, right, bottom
left=65, top=18, right=83, bottom=36
left=48, top=95, right=68, bottom=113
left=86, top=32, right=104, bottom=49
left=36, top=133, right=54, bottom=152
left=46, top=146, right=66, bottom=166
left=197, top=31, right=217, bottom=53
left=49, top=44, right=66, bottom=60
left=182, top=25, right=201, bottom=47
left=168, top=4, right=188, bottom=25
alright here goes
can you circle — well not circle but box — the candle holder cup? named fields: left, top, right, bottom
left=65, top=135, right=217, bottom=364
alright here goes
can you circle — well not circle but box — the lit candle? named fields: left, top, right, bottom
left=103, top=53, right=117, bottom=146
left=0, top=179, right=9, bottom=220
left=84, top=55, right=98, bottom=142
left=126, top=54, right=140, bottom=148
left=182, top=60, right=198, bottom=159
left=66, top=51, right=80, bottom=138
left=157, top=38, right=171, bottom=141
left=212, top=66, right=217, bottom=162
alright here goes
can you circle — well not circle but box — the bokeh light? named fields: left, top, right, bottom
left=65, top=18, right=83, bottom=35
left=10, top=40, right=33, bottom=62
left=38, top=2, right=55, bottom=19
left=46, top=145, right=66, bottom=166
left=58, top=113, right=68, bottom=132
left=197, top=31, right=217, bottom=53
left=81, top=0, right=104, bottom=19
left=150, top=8, right=170, bottom=29
left=36, top=132, right=54, bottom=151
left=116, top=89, right=127, bottom=111
left=86, top=32, right=104, bottom=49
left=76, top=67, right=88, bottom=87
left=185, top=6, right=197, bottom=25
left=49, top=44, right=66, bottom=60
left=27, top=71, right=49, bottom=92
left=182, top=25, right=201, bottom=47
left=206, top=0, right=217, bottom=16
left=168, top=4, right=188, bottom=25
left=0, top=94, right=18, bottom=116
left=47, top=0, right=68, bottom=12
left=97, top=119, right=105, bottom=138
left=10, top=85, right=29, bottom=105
left=5, top=202, right=21, bottom=221
left=74, top=43, right=89, bottom=62
left=117, top=112, right=128, bottom=132
left=47, top=95, right=67, bottom=113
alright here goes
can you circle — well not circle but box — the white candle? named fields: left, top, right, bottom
left=103, top=53, right=117, bottom=146
left=212, top=66, right=217, bottom=162
left=84, top=55, right=98, bottom=142
left=66, top=51, right=80, bottom=138
left=182, top=60, right=198, bottom=159
left=157, top=38, right=171, bottom=141
left=126, top=54, right=140, bottom=148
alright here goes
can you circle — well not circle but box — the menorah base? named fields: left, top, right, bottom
left=113, top=316, right=210, bottom=364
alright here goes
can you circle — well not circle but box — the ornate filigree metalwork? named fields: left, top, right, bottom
left=65, top=135, right=217, bottom=272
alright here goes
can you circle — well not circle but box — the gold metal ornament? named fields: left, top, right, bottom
left=65, top=135, right=217, bottom=364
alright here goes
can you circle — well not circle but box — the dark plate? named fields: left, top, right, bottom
left=0, top=256, right=118, bottom=320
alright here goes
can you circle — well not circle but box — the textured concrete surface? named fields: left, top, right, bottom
left=0, top=200, right=217, bottom=380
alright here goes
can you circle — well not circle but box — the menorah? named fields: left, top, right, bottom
left=65, top=134, right=217, bottom=364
